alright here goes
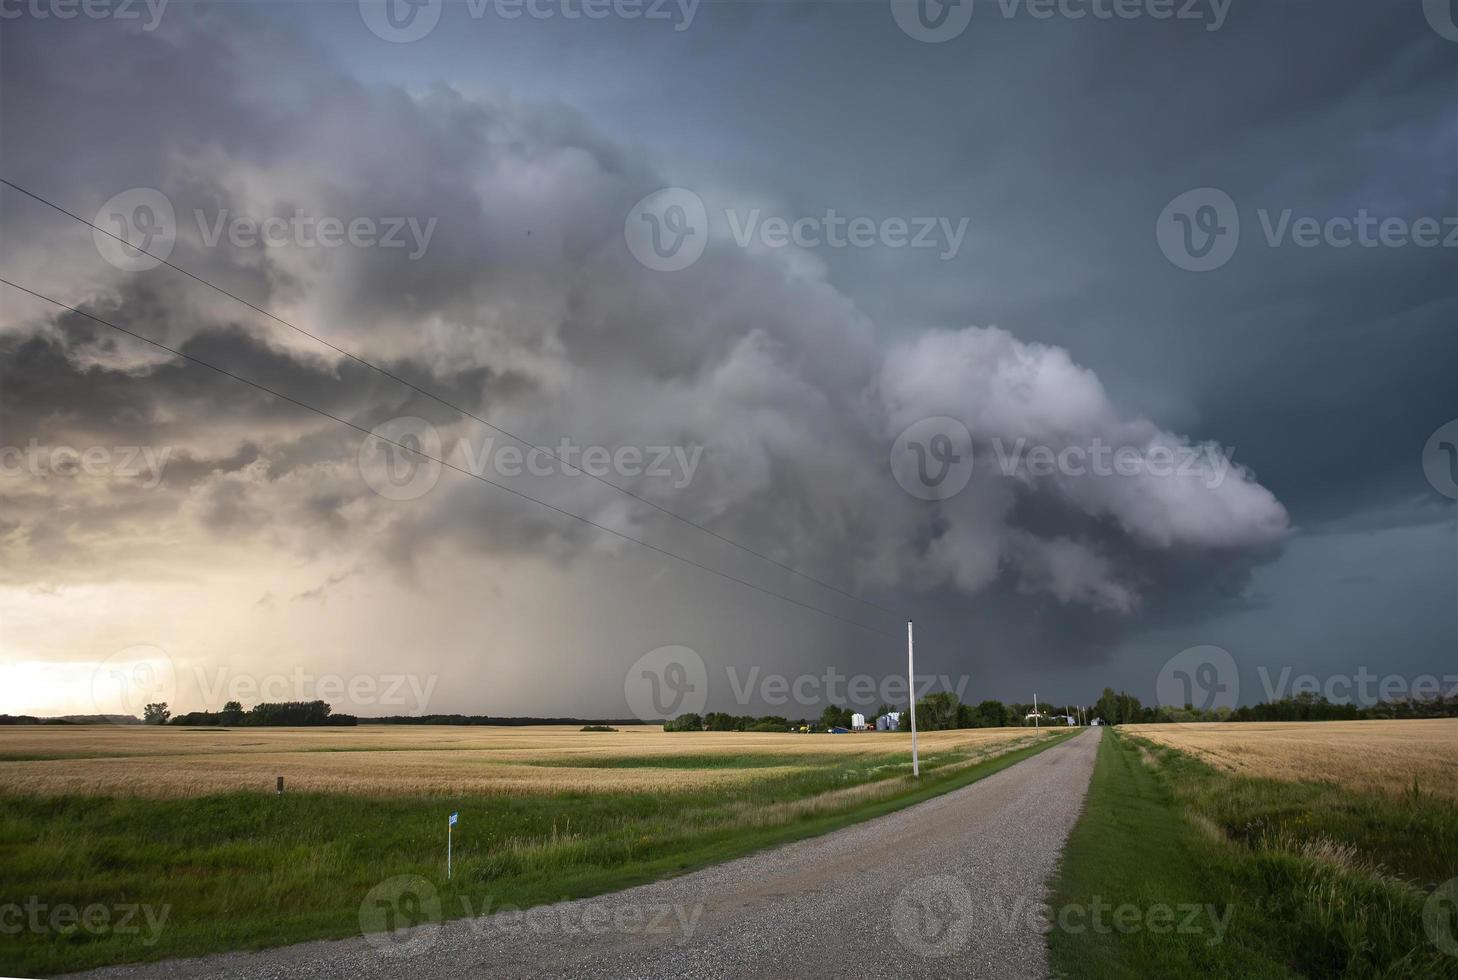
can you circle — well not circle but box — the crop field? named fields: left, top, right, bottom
left=0, top=724, right=1066, bottom=975
left=0, top=724, right=1039, bottom=796
left=1050, top=722, right=1458, bottom=979
left=1123, top=718, right=1458, bottom=800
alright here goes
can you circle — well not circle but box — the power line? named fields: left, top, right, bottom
left=0, top=176, right=902, bottom=622
left=0, top=276, right=900, bottom=641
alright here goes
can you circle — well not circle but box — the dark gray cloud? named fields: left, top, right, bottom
left=0, top=2, right=1453, bottom=714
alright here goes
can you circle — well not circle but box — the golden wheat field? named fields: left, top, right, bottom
left=1125, top=719, right=1458, bottom=800
left=0, top=724, right=1046, bottom=797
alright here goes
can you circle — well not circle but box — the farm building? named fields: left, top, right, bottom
left=875, top=712, right=901, bottom=731
left=850, top=713, right=868, bottom=730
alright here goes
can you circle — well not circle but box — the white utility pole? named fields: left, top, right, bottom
left=1033, top=693, right=1040, bottom=729
left=907, top=620, right=919, bottom=778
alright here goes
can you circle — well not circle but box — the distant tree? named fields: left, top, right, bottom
left=220, top=701, right=244, bottom=725
left=916, top=692, right=960, bottom=731
left=143, top=702, right=170, bottom=725
left=966, top=699, right=1011, bottom=728
left=704, top=712, right=738, bottom=731
left=664, top=713, right=703, bottom=732
left=820, top=705, right=854, bottom=729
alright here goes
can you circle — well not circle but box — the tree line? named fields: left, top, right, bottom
left=664, top=687, right=1458, bottom=732
left=158, top=700, right=359, bottom=727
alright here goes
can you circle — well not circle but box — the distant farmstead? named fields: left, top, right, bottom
left=875, top=712, right=901, bottom=731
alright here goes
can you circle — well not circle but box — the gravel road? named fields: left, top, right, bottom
left=64, top=729, right=1100, bottom=980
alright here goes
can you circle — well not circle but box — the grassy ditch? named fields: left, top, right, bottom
left=1048, top=728, right=1458, bottom=979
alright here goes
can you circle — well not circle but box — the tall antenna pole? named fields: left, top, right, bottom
left=907, top=620, right=919, bottom=778
left=1034, top=693, right=1040, bottom=729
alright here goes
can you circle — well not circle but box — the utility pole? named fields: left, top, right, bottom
left=907, top=620, right=919, bottom=778
left=1033, top=693, right=1040, bottom=729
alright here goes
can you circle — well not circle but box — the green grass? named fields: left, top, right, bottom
left=1048, top=729, right=1458, bottom=980
left=0, top=731, right=1070, bottom=975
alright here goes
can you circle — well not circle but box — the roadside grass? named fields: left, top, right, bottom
left=0, top=731, right=1070, bottom=975
left=1049, top=729, right=1458, bottom=980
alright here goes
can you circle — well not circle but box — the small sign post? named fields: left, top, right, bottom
left=447, top=811, right=458, bottom=880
